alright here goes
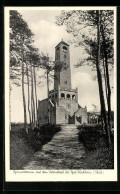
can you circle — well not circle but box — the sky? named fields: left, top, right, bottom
left=10, top=9, right=114, bottom=123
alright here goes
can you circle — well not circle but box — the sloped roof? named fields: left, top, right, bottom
left=74, top=108, right=81, bottom=114
left=55, top=40, right=69, bottom=48
left=78, top=104, right=82, bottom=109
left=74, top=104, right=85, bottom=114
left=49, top=99, right=55, bottom=107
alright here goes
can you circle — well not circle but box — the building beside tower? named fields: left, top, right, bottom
left=38, top=41, right=87, bottom=126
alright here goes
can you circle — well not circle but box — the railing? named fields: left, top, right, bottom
left=49, top=89, right=58, bottom=94
left=60, top=88, right=77, bottom=92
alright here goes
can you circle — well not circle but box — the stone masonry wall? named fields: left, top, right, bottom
left=56, top=106, right=69, bottom=124
left=59, top=89, right=78, bottom=116
left=38, top=99, right=48, bottom=126
left=49, top=102, right=56, bottom=125
left=54, top=42, right=71, bottom=90
left=59, top=98, right=78, bottom=116
left=75, top=107, right=87, bottom=125
left=38, top=99, right=56, bottom=126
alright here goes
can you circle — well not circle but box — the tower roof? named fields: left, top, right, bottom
left=55, top=40, right=69, bottom=48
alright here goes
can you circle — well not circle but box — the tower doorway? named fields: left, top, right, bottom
left=76, top=116, right=82, bottom=124
left=69, top=114, right=75, bottom=124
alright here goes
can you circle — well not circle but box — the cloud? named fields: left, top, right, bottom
left=31, top=19, right=72, bottom=57
left=11, top=10, right=114, bottom=122
left=72, top=71, right=100, bottom=111
left=19, top=10, right=72, bottom=58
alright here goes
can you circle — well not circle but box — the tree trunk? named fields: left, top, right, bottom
left=101, top=23, right=111, bottom=131
left=47, top=69, right=50, bottom=124
left=22, top=60, right=27, bottom=132
left=96, top=10, right=111, bottom=146
left=103, top=57, right=108, bottom=99
left=31, top=63, right=35, bottom=129
left=21, top=38, right=27, bottom=132
left=9, top=84, right=12, bottom=131
left=27, top=62, right=32, bottom=129
left=32, top=68, right=36, bottom=127
left=33, top=65, right=38, bottom=127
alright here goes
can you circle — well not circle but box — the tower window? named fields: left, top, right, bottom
left=52, top=94, right=54, bottom=98
left=63, top=46, right=67, bottom=51
left=61, top=93, right=65, bottom=98
left=72, top=95, right=76, bottom=100
left=66, top=103, right=71, bottom=109
left=66, top=94, right=70, bottom=99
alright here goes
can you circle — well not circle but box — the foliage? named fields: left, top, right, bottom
left=10, top=124, right=61, bottom=169
left=56, top=10, right=114, bottom=146
left=77, top=124, right=114, bottom=169
left=56, top=10, right=113, bottom=67
left=10, top=10, right=67, bottom=129
left=10, top=10, right=33, bottom=87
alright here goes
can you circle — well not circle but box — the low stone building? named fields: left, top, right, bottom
left=38, top=41, right=87, bottom=126
left=87, top=112, right=100, bottom=124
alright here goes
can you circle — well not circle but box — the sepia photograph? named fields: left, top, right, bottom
left=5, top=6, right=117, bottom=181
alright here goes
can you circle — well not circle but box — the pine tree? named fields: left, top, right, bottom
left=56, top=9, right=114, bottom=145
left=10, top=10, right=34, bottom=131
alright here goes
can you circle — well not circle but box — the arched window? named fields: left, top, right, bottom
left=63, top=46, right=67, bottom=51
left=66, top=94, right=70, bottom=99
left=72, top=95, right=76, bottom=100
left=52, top=94, right=54, bottom=98
left=61, top=93, right=65, bottom=98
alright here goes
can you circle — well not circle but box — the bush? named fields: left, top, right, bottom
left=10, top=132, right=34, bottom=170
left=77, top=124, right=114, bottom=169
left=10, top=124, right=62, bottom=169
left=25, top=124, right=61, bottom=151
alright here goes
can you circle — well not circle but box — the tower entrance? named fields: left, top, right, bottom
left=69, top=114, right=75, bottom=124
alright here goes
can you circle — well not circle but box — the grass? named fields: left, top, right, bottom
left=10, top=123, right=114, bottom=170
left=77, top=124, right=114, bottom=169
left=10, top=123, right=61, bottom=170
left=10, top=132, right=34, bottom=170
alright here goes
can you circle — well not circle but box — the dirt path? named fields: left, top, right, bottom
left=23, top=125, right=85, bottom=170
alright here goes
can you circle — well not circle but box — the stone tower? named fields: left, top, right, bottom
left=49, top=40, right=78, bottom=116
left=38, top=40, right=87, bottom=126
left=54, top=40, right=71, bottom=90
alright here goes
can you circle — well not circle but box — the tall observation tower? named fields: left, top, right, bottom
left=38, top=41, right=87, bottom=126
left=54, top=40, right=71, bottom=90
